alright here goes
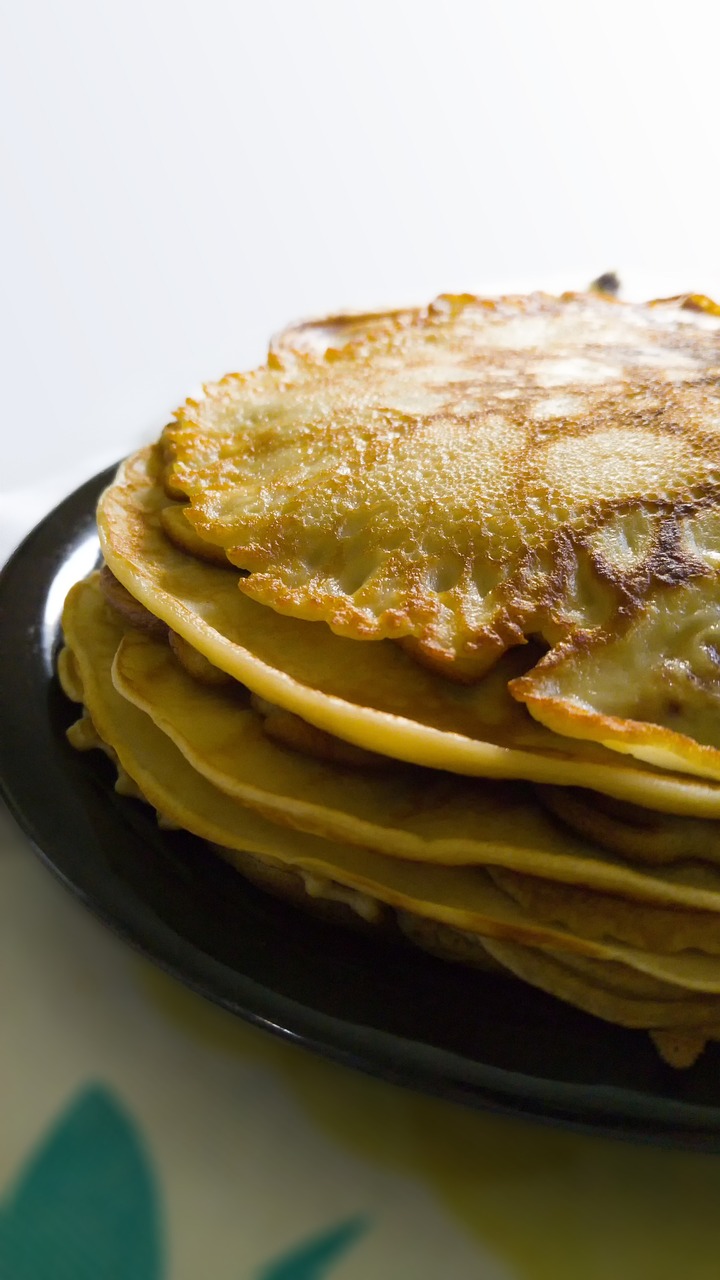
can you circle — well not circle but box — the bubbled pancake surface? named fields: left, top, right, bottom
left=162, top=291, right=720, bottom=684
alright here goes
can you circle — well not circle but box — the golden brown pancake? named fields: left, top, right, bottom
left=110, top=620, right=720, bottom=913
left=249, top=694, right=386, bottom=770
left=98, top=564, right=167, bottom=636
left=97, top=448, right=720, bottom=816
left=512, top=575, right=720, bottom=781
left=168, top=630, right=234, bottom=687
left=534, top=785, right=720, bottom=865
left=481, top=936, right=720, bottom=1033
left=488, top=866, right=720, bottom=955
left=61, top=571, right=720, bottom=1063
left=162, top=290, right=720, bottom=687
left=269, top=306, right=420, bottom=361
left=61, top=288, right=720, bottom=1068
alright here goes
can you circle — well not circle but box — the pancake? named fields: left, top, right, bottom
left=161, top=291, right=720, bottom=690
left=109, top=620, right=720, bottom=913
left=167, top=630, right=234, bottom=687
left=62, top=288, right=720, bottom=1068
left=64, top=575, right=652, bottom=955
left=534, top=786, right=720, bottom=865
left=269, top=306, right=421, bottom=361
left=59, top=577, right=720, bottom=957
left=98, top=564, right=167, bottom=637
left=219, top=846, right=391, bottom=930
left=395, top=912, right=500, bottom=971
left=97, top=448, right=720, bottom=817
left=488, top=866, right=720, bottom=955
left=60, top=573, right=720, bottom=1064
left=396, top=917, right=720, bottom=1071
left=249, top=695, right=386, bottom=770
left=481, top=937, right=720, bottom=1034
left=56, top=644, right=84, bottom=703
left=540, top=950, right=707, bottom=1001
left=158, top=503, right=232, bottom=566
left=512, top=576, right=720, bottom=781
left=66, top=574, right=618, bottom=951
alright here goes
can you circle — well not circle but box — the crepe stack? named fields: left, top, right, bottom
left=60, top=290, right=720, bottom=1069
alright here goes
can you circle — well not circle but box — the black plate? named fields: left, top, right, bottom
left=2, top=467, right=720, bottom=1149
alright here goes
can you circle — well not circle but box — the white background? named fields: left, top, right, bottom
left=1, top=0, right=720, bottom=550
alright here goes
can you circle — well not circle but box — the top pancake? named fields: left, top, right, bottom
left=98, top=447, right=720, bottom=813
left=163, top=290, right=720, bottom=680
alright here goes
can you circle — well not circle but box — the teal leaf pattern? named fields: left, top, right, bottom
left=257, top=1216, right=369, bottom=1279
left=0, top=1084, right=162, bottom=1280
left=0, top=1083, right=368, bottom=1279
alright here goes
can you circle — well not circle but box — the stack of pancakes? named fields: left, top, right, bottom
left=60, top=290, right=720, bottom=1068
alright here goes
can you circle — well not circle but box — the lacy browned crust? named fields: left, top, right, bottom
left=162, top=291, right=720, bottom=687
